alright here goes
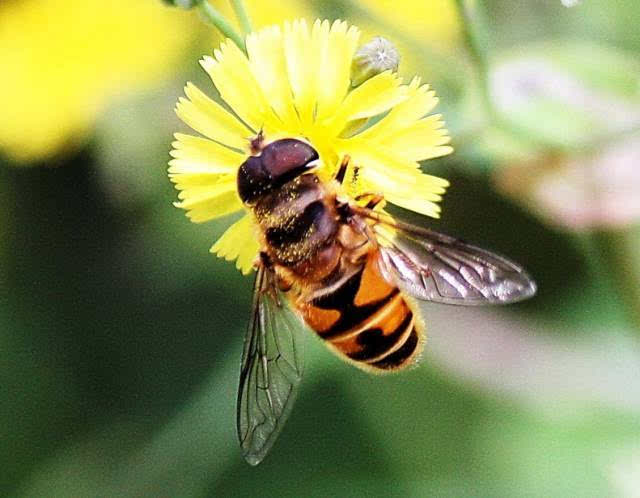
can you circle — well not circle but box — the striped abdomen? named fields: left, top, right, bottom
left=296, top=253, right=425, bottom=372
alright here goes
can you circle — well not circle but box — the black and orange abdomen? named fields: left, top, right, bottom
left=297, top=253, right=425, bottom=372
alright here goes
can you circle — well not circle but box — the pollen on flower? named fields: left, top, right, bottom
left=170, top=18, right=453, bottom=273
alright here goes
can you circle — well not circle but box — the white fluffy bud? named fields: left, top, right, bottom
left=351, top=37, right=400, bottom=86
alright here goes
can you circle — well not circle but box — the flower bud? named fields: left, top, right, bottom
left=351, top=37, right=400, bottom=86
left=161, top=0, right=200, bottom=9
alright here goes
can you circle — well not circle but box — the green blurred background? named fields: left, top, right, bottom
left=2, top=0, right=640, bottom=496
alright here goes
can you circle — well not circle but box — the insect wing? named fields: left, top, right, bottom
left=237, top=267, right=304, bottom=466
left=355, top=207, right=537, bottom=305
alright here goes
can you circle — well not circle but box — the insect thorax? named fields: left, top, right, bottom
left=252, top=174, right=339, bottom=267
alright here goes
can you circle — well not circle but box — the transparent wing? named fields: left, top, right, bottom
left=352, top=206, right=537, bottom=305
left=237, top=265, right=305, bottom=466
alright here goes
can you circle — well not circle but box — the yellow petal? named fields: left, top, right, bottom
left=283, top=19, right=315, bottom=125
left=356, top=171, right=443, bottom=218
left=338, top=135, right=449, bottom=219
left=316, top=20, right=360, bottom=119
left=360, top=167, right=444, bottom=202
left=373, top=221, right=397, bottom=248
left=175, top=177, right=234, bottom=204
left=330, top=71, right=408, bottom=128
left=178, top=195, right=241, bottom=223
left=168, top=133, right=245, bottom=175
left=170, top=173, right=223, bottom=189
left=211, top=214, right=260, bottom=275
left=366, top=208, right=398, bottom=248
left=246, top=25, right=299, bottom=129
left=386, top=192, right=442, bottom=218
left=201, top=41, right=277, bottom=132
left=377, top=115, right=453, bottom=162
left=169, top=172, right=233, bottom=191
left=352, top=164, right=443, bottom=219
left=173, top=177, right=242, bottom=223
left=368, top=168, right=446, bottom=218
left=359, top=77, right=439, bottom=140
left=175, top=83, right=252, bottom=150
left=336, top=137, right=449, bottom=189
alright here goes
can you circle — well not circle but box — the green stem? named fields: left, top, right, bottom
left=229, top=0, right=252, bottom=35
left=198, top=0, right=245, bottom=51
left=592, top=228, right=640, bottom=332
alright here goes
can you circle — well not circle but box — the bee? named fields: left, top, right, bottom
left=235, top=137, right=537, bottom=465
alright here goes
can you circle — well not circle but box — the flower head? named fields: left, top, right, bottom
left=170, top=19, right=452, bottom=274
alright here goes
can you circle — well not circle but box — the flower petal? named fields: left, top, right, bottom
left=211, top=214, right=260, bottom=275
left=384, top=192, right=442, bottom=218
left=175, top=83, right=252, bottom=150
left=359, top=77, right=439, bottom=139
left=173, top=177, right=242, bottom=223
left=336, top=137, right=448, bottom=218
left=315, top=20, right=360, bottom=119
left=246, top=25, right=299, bottom=129
left=336, top=137, right=449, bottom=188
left=330, top=71, right=408, bottom=128
left=169, top=173, right=224, bottom=189
left=168, top=133, right=245, bottom=175
left=365, top=170, right=444, bottom=218
left=283, top=19, right=315, bottom=125
left=201, top=41, right=278, bottom=132
left=377, top=115, right=453, bottom=162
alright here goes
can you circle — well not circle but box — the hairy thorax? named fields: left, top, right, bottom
left=253, top=174, right=339, bottom=269
left=252, top=174, right=377, bottom=299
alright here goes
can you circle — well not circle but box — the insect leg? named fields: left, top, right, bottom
left=354, top=192, right=385, bottom=210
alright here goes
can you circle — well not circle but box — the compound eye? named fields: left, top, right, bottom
left=237, top=156, right=269, bottom=204
left=260, top=139, right=319, bottom=179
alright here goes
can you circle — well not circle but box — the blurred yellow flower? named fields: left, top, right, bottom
left=232, top=0, right=313, bottom=29
left=170, top=19, right=451, bottom=274
left=360, top=0, right=460, bottom=47
left=0, top=0, right=199, bottom=163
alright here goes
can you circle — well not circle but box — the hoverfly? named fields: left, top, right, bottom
left=235, top=136, right=536, bottom=465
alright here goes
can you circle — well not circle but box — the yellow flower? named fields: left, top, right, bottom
left=359, top=0, right=460, bottom=48
left=170, top=19, right=452, bottom=275
left=220, top=0, right=313, bottom=29
left=0, top=0, right=199, bottom=163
